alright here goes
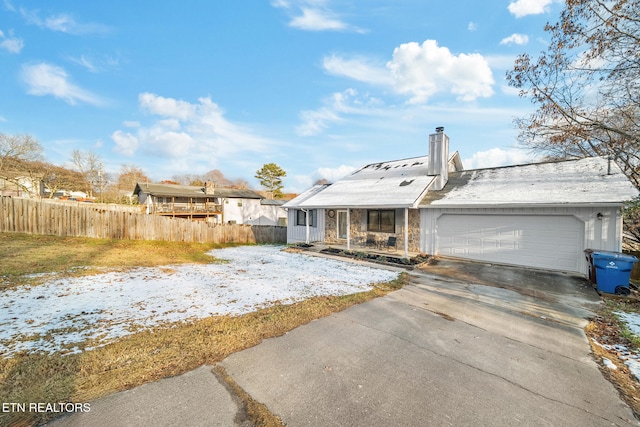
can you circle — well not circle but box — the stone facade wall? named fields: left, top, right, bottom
left=324, top=209, right=364, bottom=244
left=397, top=209, right=421, bottom=253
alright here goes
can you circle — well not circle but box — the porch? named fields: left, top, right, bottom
left=324, top=207, right=421, bottom=259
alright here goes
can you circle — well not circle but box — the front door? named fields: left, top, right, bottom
left=337, top=210, right=348, bottom=240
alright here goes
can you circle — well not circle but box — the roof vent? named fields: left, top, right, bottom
left=435, top=126, right=444, bottom=133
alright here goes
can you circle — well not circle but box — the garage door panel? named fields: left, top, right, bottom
left=436, top=214, right=584, bottom=272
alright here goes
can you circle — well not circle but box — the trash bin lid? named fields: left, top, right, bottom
left=592, top=251, right=638, bottom=263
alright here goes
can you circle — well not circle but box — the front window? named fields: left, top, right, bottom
left=367, top=209, right=395, bottom=233
left=296, top=209, right=316, bottom=226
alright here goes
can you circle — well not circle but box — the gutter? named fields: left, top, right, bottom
left=420, top=202, right=629, bottom=209
left=296, top=204, right=416, bottom=210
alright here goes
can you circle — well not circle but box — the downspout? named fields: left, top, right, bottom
left=404, top=208, right=409, bottom=259
left=346, top=208, right=351, bottom=251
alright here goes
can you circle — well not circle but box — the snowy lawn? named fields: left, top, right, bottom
left=598, top=311, right=640, bottom=381
left=0, top=245, right=398, bottom=358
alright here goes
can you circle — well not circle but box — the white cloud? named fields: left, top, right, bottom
left=69, top=55, right=99, bottom=72
left=322, top=40, right=495, bottom=104
left=500, top=33, right=529, bottom=46
left=69, top=53, right=121, bottom=73
left=0, top=29, right=23, bottom=53
left=20, top=62, right=105, bottom=106
left=463, top=147, right=536, bottom=169
left=323, top=54, right=393, bottom=86
left=139, top=93, right=196, bottom=121
left=291, top=175, right=314, bottom=193
left=297, top=106, right=342, bottom=137
left=508, top=0, right=554, bottom=18
left=467, top=22, right=477, bottom=31
left=20, top=8, right=109, bottom=35
left=387, top=40, right=495, bottom=103
left=272, top=0, right=363, bottom=32
left=3, top=0, right=15, bottom=12
left=296, top=89, right=383, bottom=136
left=111, top=130, right=139, bottom=156
left=484, top=54, right=519, bottom=70
left=112, top=94, right=277, bottom=175
left=315, top=165, right=355, bottom=182
left=290, top=7, right=346, bottom=31
left=290, top=164, right=354, bottom=192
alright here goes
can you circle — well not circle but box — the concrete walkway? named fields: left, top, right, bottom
left=50, top=259, right=638, bottom=426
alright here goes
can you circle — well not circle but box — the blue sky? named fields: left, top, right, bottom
left=1, top=0, right=561, bottom=193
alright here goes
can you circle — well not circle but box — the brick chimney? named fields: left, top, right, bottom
left=204, top=181, right=215, bottom=195
left=428, top=126, right=449, bottom=190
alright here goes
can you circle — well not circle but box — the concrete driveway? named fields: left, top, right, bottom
left=50, top=257, right=638, bottom=426
left=220, top=258, right=637, bottom=426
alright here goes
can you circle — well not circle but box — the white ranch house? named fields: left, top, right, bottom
left=284, top=127, right=639, bottom=275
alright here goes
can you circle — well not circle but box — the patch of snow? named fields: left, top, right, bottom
left=616, top=311, right=640, bottom=336
left=595, top=311, right=640, bottom=382
left=602, top=357, right=617, bottom=370
left=0, top=246, right=398, bottom=358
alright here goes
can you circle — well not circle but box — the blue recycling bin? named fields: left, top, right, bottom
left=590, top=251, right=638, bottom=295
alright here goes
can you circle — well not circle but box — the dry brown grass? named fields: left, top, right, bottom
left=0, top=232, right=407, bottom=426
left=0, top=233, right=223, bottom=288
left=586, top=298, right=640, bottom=419
left=213, top=365, right=285, bottom=427
left=0, top=283, right=406, bottom=426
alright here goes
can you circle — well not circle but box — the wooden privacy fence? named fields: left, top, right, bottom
left=625, top=250, right=640, bottom=281
left=0, top=197, right=286, bottom=244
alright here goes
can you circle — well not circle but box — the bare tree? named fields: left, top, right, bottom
left=506, top=0, right=640, bottom=186
left=0, top=134, right=43, bottom=174
left=114, top=164, right=150, bottom=203
left=171, top=169, right=252, bottom=189
left=70, top=149, right=103, bottom=197
left=40, top=163, right=87, bottom=198
left=117, top=164, right=149, bottom=190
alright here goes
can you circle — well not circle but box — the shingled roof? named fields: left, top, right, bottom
left=133, top=182, right=263, bottom=200
left=286, top=156, right=436, bottom=209
left=420, top=156, right=638, bottom=207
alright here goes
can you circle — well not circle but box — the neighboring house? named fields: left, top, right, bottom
left=42, top=190, right=91, bottom=200
left=133, top=181, right=286, bottom=225
left=0, top=172, right=44, bottom=198
left=284, top=127, right=639, bottom=274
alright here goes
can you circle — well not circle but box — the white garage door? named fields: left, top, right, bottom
left=436, top=214, right=584, bottom=272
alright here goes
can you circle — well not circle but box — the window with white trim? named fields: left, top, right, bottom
left=296, top=209, right=316, bottom=227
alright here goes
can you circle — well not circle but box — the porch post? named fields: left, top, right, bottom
left=346, top=208, right=351, bottom=250
left=305, top=209, right=310, bottom=244
left=404, top=208, right=409, bottom=259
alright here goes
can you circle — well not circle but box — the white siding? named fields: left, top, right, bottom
left=246, top=205, right=287, bottom=226
left=286, top=209, right=325, bottom=244
left=421, top=206, right=623, bottom=274
left=223, top=198, right=262, bottom=224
